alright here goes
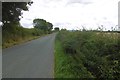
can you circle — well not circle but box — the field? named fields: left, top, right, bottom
left=55, top=30, right=120, bottom=79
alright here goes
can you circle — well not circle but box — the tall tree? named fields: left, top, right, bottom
left=33, top=19, right=47, bottom=31
left=46, top=22, right=53, bottom=33
left=33, top=18, right=53, bottom=33
left=2, top=2, right=33, bottom=25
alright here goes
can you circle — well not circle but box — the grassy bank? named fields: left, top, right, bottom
left=2, top=24, right=46, bottom=48
left=55, top=30, right=120, bottom=78
left=55, top=39, right=94, bottom=78
left=3, top=36, right=40, bottom=49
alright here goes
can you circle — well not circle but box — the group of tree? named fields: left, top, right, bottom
left=2, top=2, right=59, bottom=35
left=2, top=2, right=54, bottom=33
left=2, top=2, right=56, bottom=48
left=54, top=27, right=59, bottom=31
left=33, top=19, right=53, bottom=33
left=2, top=1, right=60, bottom=34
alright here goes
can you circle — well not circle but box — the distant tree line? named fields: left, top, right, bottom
left=54, top=27, right=59, bottom=31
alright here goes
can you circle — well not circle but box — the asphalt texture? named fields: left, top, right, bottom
left=2, top=33, right=57, bottom=78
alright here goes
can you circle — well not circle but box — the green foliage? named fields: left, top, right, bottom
left=55, top=30, right=120, bottom=78
left=33, top=18, right=53, bottom=33
left=55, top=40, right=94, bottom=78
left=2, top=2, right=34, bottom=48
left=46, top=22, right=53, bottom=33
left=54, top=27, right=60, bottom=31
left=2, top=2, right=33, bottom=24
left=2, top=23, right=44, bottom=48
left=2, top=2, right=53, bottom=48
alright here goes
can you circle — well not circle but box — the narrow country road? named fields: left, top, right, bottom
left=3, top=33, right=57, bottom=78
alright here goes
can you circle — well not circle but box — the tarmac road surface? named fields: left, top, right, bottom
left=2, top=33, right=57, bottom=78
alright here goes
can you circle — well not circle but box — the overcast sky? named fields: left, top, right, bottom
left=20, top=0, right=119, bottom=30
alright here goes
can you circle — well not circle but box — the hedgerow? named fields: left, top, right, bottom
left=55, top=30, right=120, bottom=78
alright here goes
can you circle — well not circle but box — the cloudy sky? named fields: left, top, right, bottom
left=20, top=0, right=119, bottom=30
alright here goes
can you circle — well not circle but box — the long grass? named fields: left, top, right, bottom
left=2, top=24, right=45, bottom=48
left=55, top=39, right=94, bottom=78
left=55, top=30, right=120, bottom=79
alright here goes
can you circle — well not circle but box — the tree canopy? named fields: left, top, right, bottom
left=54, top=27, right=59, bottom=31
left=33, top=18, right=53, bottom=33
left=2, top=2, right=33, bottom=25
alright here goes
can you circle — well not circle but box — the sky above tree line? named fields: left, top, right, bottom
left=20, top=0, right=119, bottom=30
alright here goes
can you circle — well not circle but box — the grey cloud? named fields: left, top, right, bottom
left=54, top=22, right=71, bottom=26
left=67, top=0, right=93, bottom=5
left=21, top=22, right=33, bottom=27
left=26, top=18, right=32, bottom=21
left=43, top=0, right=62, bottom=3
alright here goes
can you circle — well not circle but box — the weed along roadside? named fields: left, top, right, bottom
left=2, top=32, right=53, bottom=49
left=54, top=30, right=120, bottom=78
left=3, top=30, right=46, bottom=49
left=2, top=18, right=54, bottom=49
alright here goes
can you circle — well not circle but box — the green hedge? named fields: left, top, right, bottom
left=2, top=24, right=45, bottom=48
left=55, top=30, right=120, bottom=78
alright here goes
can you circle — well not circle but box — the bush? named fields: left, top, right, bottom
left=2, top=24, right=45, bottom=48
left=56, top=30, right=120, bottom=78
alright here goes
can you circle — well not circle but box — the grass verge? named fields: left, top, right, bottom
left=54, top=40, right=94, bottom=78
left=54, top=30, right=120, bottom=78
left=2, top=34, right=47, bottom=49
